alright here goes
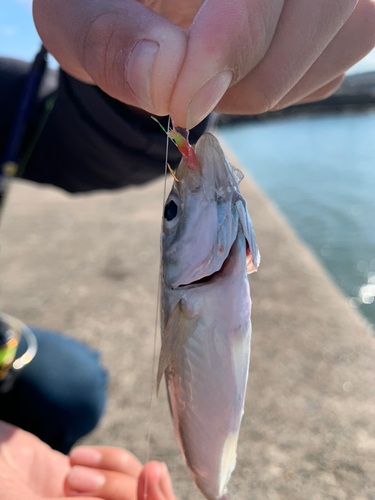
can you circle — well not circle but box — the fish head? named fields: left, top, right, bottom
left=162, top=133, right=259, bottom=289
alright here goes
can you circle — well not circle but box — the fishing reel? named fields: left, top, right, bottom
left=0, top=313, right=37, bottom=393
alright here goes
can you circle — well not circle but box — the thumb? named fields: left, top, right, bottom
left=33, top=0, right=187, bottom=116
left=170, top=0, right=283, bottom=128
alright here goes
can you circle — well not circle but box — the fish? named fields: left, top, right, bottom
left=157, top=130, right=260, bottom=500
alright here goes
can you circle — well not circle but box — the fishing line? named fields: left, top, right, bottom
left=143, top=115, right=171, bottom=500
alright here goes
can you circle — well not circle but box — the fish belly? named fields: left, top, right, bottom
left=165, top=282, right=251, bottom=500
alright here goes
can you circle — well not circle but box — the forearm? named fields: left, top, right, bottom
left=21, top=71, right=179, bottom=192
left=1, top=58, right=210, bottom=193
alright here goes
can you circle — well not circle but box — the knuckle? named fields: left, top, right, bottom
left=232, top=10, right=272, bottom=85
left=250, top=83, right=281, bottom=115
left=301, top=75, right=346, bottom=105
left=80, top=12, right=120, bottom=88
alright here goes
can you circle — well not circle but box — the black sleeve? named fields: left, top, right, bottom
left=0, top=57, right=210, bottom=193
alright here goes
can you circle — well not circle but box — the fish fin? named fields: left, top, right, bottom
left=237, top=199, right=260, bottom=273
left=156, top=301, right=197, bottom=395
left=232, top=166, right=244, bottom=183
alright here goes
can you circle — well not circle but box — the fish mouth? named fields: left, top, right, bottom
left=176, top=242, right=236, bottom=290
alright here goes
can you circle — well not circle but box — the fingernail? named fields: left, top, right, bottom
left=70, top=447, right=102, bottom=466
left=126, top=40, right=159, bottom=107
left=186, top=70, right=233, bottom=130
left=67, top=466, right=105, bottom=493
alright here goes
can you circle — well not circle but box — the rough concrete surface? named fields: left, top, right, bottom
left=1, top=161, right=375, bottom=500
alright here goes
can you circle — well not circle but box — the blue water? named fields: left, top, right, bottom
left=221, top=112, right=375, bottom=328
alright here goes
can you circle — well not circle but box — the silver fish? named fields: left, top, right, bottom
left=157, top=133, right=260, bottom=500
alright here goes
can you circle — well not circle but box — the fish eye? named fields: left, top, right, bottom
left=164, top=200, right=178, bottom=221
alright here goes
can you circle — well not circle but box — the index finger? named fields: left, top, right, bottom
left=170, top=0, right=284, bottom=129
left=69, top=446, right=142, bottom=478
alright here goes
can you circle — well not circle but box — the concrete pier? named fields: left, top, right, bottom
left=1, top=164, right=375, bottom=499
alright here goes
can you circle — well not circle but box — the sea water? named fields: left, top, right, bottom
left=221, top=112, right=375, bottom=329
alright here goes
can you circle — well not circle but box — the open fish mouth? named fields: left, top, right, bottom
left=176, top=269, right=222, bottom=289
left=176, top=240, right=238, bottom=290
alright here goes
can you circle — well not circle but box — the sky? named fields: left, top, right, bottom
left=1, top=0, right=375, bottom=74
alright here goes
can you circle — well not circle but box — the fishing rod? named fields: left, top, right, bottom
left=0, top=45, right=48, bottom=213
left=0, top=46, right=48, bottom=390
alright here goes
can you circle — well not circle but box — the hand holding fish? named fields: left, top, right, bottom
left=0, top=421, right=175, bottom=500
left=33, top=0, right=375, bottom=128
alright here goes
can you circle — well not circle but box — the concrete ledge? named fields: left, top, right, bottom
left=1, top=171, right=375, bottom=499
